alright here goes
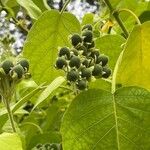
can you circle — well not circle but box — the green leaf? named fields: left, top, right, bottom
left=89, top=79, right=111, bottom=91
left=28, top=131, right=61, bottom=149
left=61, top=87, right=150, bottom=149
left=16, top=0, right=42, bottom=19
left=81, top=13, right=94, bottom=26
left=0, top=132, right=23, bottom=150
left=116, top=21, right=150, bottom=90
left=95, top=35, right=126, bottom=70
left=32, top=0, right=48, bottom=11
left=23, top=10, right=80, bottom=84
left=33, top=76, right=65, bottom=110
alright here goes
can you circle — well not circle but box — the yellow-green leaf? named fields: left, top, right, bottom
left=116, top=21, right=150, bottom=90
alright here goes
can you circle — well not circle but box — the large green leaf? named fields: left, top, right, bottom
left=23, top=10, right=80, bottom=84
left=16, top=0, right=42, bottom=19
left=61, top=87, right=150, bottom=149
left=116, top=21, right=150, bottom=90
left=0, top=133, right=23, bottom=150
left=95, top=35, right=125, bottom=70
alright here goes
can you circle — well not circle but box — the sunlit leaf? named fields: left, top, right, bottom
left=116, top=21, right=150, bottom=90
left=23, top=10, right=80, bottom=84
left=61, top=87, right=150, bottom=150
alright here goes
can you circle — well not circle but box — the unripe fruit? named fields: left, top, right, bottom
left=1, top=60, right=14, bottom=74
left=56, top=57, right=67, bottom=69
left=87, top=41, right=95, bottom=49
left=69, top=56, right=81, bottom=68
left=82, top=59, right=89, bottom=67
left=96, top=55, right=108, bottom=66
left=102, top=67, right=111, bottom=78
left=82, top=30, right=93, bottom=43
left=17, top=59, right=29, bottom=71
left=92, top=64, right=103, bottom=76
left=71, top=34, right=82, bottom=46
left=59, top=47, right=70, bottom=59
left=90, top=50, right=100, bottom=59
left=82, top=24, right=93, bottom=31
left=67, top=70, right=79, bottom=82
left=77, top=79, right=87, bottom=90
left=12, top=65, right=24, bottom=79
left=76, top=45, right=87, bottom=56
left=81, top=68, right=92, bottom=79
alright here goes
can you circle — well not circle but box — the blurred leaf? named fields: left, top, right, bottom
left=61, top=87, right=150, bottom=149
left=81, top=13, right=94, bottom=26
left=28, top=131, right=61, bottom=149
left=95, top=34, right=126, bottom=70
left=0, top=132, right=23, bottom=150
left=89, top=79, right=111, bottom=92
left=23, top=10, right=80, bottom=84
left=16, top=0, right=42, bottom=19
left=139, top=10, right=150, bottom=23
left=32, top=0, right=48, bottom=11
left=116, top=21, right=150, bottom=90
left=33, top=76, right=65, bottom=110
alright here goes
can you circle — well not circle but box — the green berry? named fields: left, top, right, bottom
left=12, top=65, right=24, bottom=79
left=92, top=64, right=103, bottom=76
left=76, top=45, right=87, bottom=56
left=50, top=143, right=59, bottom=149
left=96, top=55, right=108, bottom=66
left=82, top=24, right=93, bottom=31
left=77, top=79, right=87, bottom=90
left=59, top=47, right=70, bottom=59
left=56, top=58, right=67, bottom=69
left=82, top=59, right=89, bottom=67
left=81, top=68, right=92, bottom=79
left=71, top=34, right=82, bottom=46
left=1, top=60, right=14, bottom=74
left=82, top=30, right=93, bottom=43
left=87, top=41, right=95, bottom=49
left=102, top=67, right=111, bottom=78
left=90, top=50, right=100, bottom=59
left=69, top=56, right=81, bottom=68
left=17, top=59, right=29, bottom=71
left=67, top=70, right=79, bottom=82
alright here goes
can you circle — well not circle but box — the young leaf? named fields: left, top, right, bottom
left=23, top=10, right=80, bottom=84
left=95, top=35, right=126, bottom=70
left=116, top=21, right=150, bottom=90
left=16, top=0, right=42, bottom=19
left=32, top=76, right=65, bottom=110
left=61, top=87, right=150, bottom=150
left=0, top=133, right=23, bottom=150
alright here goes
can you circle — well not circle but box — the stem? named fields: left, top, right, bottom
left=118, top=8, right=141, bottom=25
left=60, top=0, right=71, bottom=14
left=3, top=96, right=16, bottom=132
left=103, top=0, right=129, bottom=38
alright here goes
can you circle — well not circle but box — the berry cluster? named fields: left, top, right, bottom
left=55, top=24, right=111, bottom=91
left=0, top=59, right=29, bottom=97
left=33, top=143, right=61, bottom=150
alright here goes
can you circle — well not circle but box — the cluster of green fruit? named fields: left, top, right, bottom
left=0, top=59, right=29, bottom=96
left=55, top=24, right=111, bottom=90
left=33, top=143, right=61, bottom=150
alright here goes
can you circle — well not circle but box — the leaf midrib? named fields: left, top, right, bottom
left=112, top=94, right=120, bottom=150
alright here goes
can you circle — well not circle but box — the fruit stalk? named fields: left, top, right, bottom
left=2, top=96, right=16, bottom=132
